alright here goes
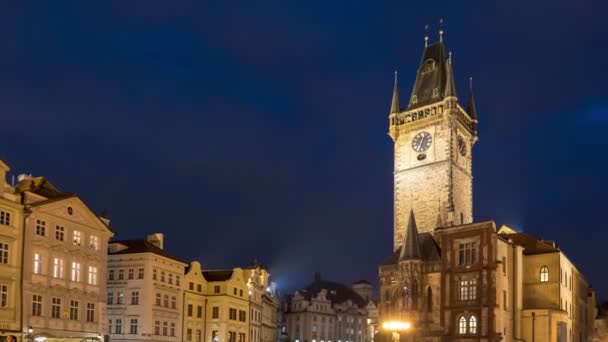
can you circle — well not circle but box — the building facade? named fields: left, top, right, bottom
left=18, top=174, right=114, bottom=342
left=107, top=233, right=187, bottom=342
left=378, top=33, right=595, bottom=342
left=284, top=273, right=377, bottom=342
left=0, top=161, right=24, bottom=342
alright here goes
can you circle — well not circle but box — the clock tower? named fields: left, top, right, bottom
left=389, top=34, right=478, bottom=251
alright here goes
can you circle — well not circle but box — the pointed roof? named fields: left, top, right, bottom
left=408, top=41, right=452, bottom=109
left=399, top=209, right=422, bottom=260
left=444, top=54, right=457, bottom=98
left=390, top=71, right=400, bottom=114
left=467, top=77, right=477, bottom=119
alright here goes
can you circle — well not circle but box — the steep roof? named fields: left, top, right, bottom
left=15, top=176, right=66, bottom=198
left=390, top=71, right=400, bottom=114
left=298, top=278, right=367, bottom=308
left=109, top=239, right=186, bottom=264
left=467, top=77, right=477, bottom=119
left=202, top=270, right=234, bottom=282
left=399, top=209, right=422, bottom=260
left=408, top=41, right=457, bottom=109
left=498, top=232, right=559, bottom=255
left=381, top=232, right=440, bottom=265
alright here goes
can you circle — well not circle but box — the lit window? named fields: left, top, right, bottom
left=469, top=316, right=477, bottom=334
left=73, top=231, right=81, bottom=246
left=117, top=291, right=124, bottom=304
left=90, top=236, right=99, bottom=250
left=458, top=316, right=467, bottom=334
left=71, top=262, right=81, bottom=281
left=459, top=279, right=477, bottom=300
left=53, top=258, right=64, bottom=278
left=540, top=266, right=549, bottom=282
left=88, top=266, right=98, bottom=285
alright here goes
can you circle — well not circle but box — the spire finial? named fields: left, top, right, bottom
left=469, top=76, right=473, bottom=89
left=449, top=51, right=452, bottom=63
left=390, top=70, right=400, bottom=114
left=438, top=18, right=444, bottom=42
left=424, top=24, right=429, bottom=47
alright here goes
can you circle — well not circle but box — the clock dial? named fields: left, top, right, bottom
left=412, top=131, right=432, bottom=152
left=458, top=136, right=467, bottom=156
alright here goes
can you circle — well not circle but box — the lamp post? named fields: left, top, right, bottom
left=382, top=321, right=412, bottom=342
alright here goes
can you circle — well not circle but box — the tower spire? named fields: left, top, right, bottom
left=444, top=52, right=457, bottom=98
left=399, top=209, right=422, bottom=260
left=467, top=77, right=477, bottom=119
left=390, top=71, right=400, bottom=114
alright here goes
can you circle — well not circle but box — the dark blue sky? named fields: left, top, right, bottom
left=1, top=1, right=607, bottom=298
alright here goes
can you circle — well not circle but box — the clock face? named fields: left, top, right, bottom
left=412, top=131, right=432, bottom=152
left=458, top=136, right=467, bottom=156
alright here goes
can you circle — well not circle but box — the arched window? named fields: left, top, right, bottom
left=412, top=279, right=419, bottom=309
left=469, top=316, right=477, bottom=334
left=426, top=287, right=433, bottom=313
left=540, top=266, right=549, bottom=282
left=402, top=281, right=410, bottom=310
left=458, top=316, right=467, bottom=334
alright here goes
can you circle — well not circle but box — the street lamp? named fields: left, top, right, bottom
left=381, top=321, right=412, bottom=342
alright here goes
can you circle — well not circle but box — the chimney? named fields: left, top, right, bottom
left=0, top=160, right=9, bottom=195
left=314, top=272, right=321, bottom=282
left=146, top=233, right=164, bottom=250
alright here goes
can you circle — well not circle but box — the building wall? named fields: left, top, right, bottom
left=204, top=269, right=250, bottom=342
left=22, top=194, right=113, bottom=340
left=0, top=162, right=24, bottom=341
left=183, top=262, right=207, bottom=342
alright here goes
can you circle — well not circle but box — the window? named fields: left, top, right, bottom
left=69, top=300, right=79, bottom=320
left=107, top=291, right=113, bottom=305
left=171, top=296, right=176, bottom=309
left=73, top=231, right=81, bottom=246
left=163, top=294, right=169, bottom=307
left=86, top=303, right=95, bottom=322
left=88, top=266, right=98, bottom=285
left=53, top=258, right=64, bottom=278
left=0, top=211, right=11, bottom=225
left=458, top=242, right=477, bottom=265
left=432, top=88, right=439, bottom=98
left=240, top=289, right=243, bottom=297
left=33, top=253, right=42, bottom=274
left=118, top=269, right=124, bottom=280
left=89, top=236, right=99, bottom=250
left=233, top=287, right=237, bottom=295
left=214, top=285, right=220, bottom=293
left=0, top=285, right=7, bottom=307
left=189, top=282, right=194, bottom=290
left=128, top=268, right=134, bottom=280
left=161, top=271, right=165, bottom=282
left=188, top=304, right=193, bottom=317
left=187, top=328, right=193, bottom=341
left=117, top=291, right=124, bottom=304
left=469, top=316, right=477, bottom=334
left=176, top=276, right=181, bottom=286
left=71, top=262, right=81, bottom=282
left=32, top=295, right=42, bottom=316
left=212, top=306, right=219, bottom=319
left=540, top=266, right=549, bottom=282
left=0, top=242, right=8, bottom=264
left=154, top=321, right=160, bottom=336
left=108, top=320, right=112, bottom=333
left=196, top=330, right=202, bottom=342
left=503, top=290, right=507, bottom=310
left=116, top=319, right=122, bottom=334
left=163, top=321, right=168, bottom=336
left=138, top=268, right=144, bottom=279
left=229, top=308, right=237, bottom=320
left=458, top=316, right=467, bottom=334
left=155, top=293, right=161, bottom=306
left=153, top=268, right=157, bottom=280
left=169, top=273, right=173, bottom=284
left=239, top=310, right=246, bottom=322
left=170, top=322, right=176, bottom=337
left=229, top=332, right=236, bottom=342
left=197, top=305, right=203, bottom=318
left=131, top=291, right=139, bottom=305
left=459, top=279, right=477, bottom=301
left=197, top=284, right=202, bottom=292
left=502, top=256, right=506, bottom=274
left=36, top=220, right=46, bottom=236
left=51, top=297, right=61, bottom=318
left=109, top=269, right=114, bottom=280
left=411, top=95, right=418, bottom=105
left=55, top=226, right=65, bottom=241
left=130, top=319, right=138, bottom=334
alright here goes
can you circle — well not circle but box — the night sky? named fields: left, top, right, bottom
left=1, top=1, right=607, bottom=299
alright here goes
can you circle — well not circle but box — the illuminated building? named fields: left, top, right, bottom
left=378, top=31, right=596, bottom=341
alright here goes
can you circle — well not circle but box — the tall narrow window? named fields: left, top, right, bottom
left=116, top=319, right=122, bottom=334
left=89, top=236, right=99, bottom=250
left=69, top=300, right=79, bottom=320
left=36, top=220, right=46, bottom=236
left=426, top=287, right=433, bottom=312
left=503, top=290, right=507, bottom=310
left=118, top=269, right=124, bottom=280
left=411, top=279, right=419, bottom=309
left=0, top=242, right=9, bottom=264
left=128, top=268, right=134, bottom=280
left=540, top=266, right=549, bottom=282
left=71, top=262, right=81, bottom=281
left=170, top=322, right=176, bottom=337
left=53, top=258, right=64, bottom=278
left=32, top=295, right=42, bottom=316
left=73, top=231, right=81, bottom=246
left=163, top=295, right=169, bottom=307
left=154, top=321, right=160, bottom=336
left=130, top=319, right=138, bottom=334
left=107, top=291, right=113, bottom=305
left=117, top=291, right=124, bottom=304
left=502, top=256, right=506, bottom=274
left=88, top=266, right=98, bottom=285
left=163, top=321, right=168, bottom=336
left=138, top=268, right=144, bottom=279
left=86, top=303, right=95, bottom=322
left=131, top=291, right=139, bottom=305
left=469, top=316, right=477, bottom=334
left=51, top=297, right=61, bottom=318
left=0, top=285, right=7, bottom=307
left=33, top=253, right=42, bottom=274
left=458, top=316, right=467, bottom=334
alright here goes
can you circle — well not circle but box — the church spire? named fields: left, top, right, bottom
left=390, top=71, right=400, bottom=114
left=467, top=77, right=477, bottom=119
left=444, top=52, right=457, bottom=98
left=399, top=209, right=422, bottom=260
